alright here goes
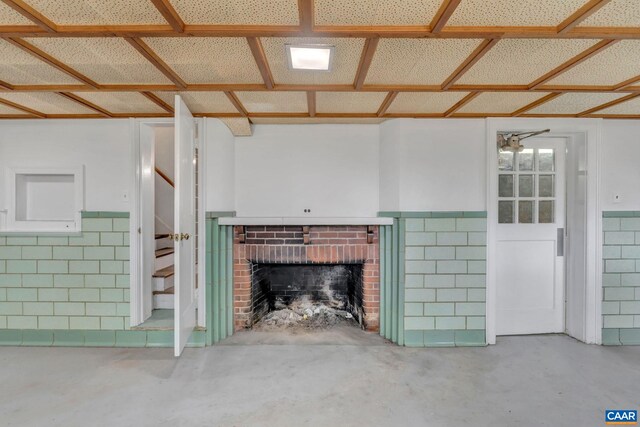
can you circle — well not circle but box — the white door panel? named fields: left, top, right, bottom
left=496, top=138, right=566, bottom=335
left=174, top=95, right=197, bottom=357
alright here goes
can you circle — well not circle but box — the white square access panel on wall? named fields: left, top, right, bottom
left=3, top=167, right=84, bottom=233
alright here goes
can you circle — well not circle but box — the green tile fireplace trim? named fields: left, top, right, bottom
left=379, top=217, right=405, bottom=346
left=205, top=216, right=234, bottom=345
left=206, top=211, right=236, bottom=219
left=394, top=211, right=487, bottom=347
left=0, top=212, right=131, bottom=334
left=601, top=211, right=640, bottom=346
left=0, top=329, right=206, bottom=347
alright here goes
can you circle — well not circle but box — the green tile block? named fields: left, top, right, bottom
left=620, top=218, right=640, bottom=231
left=404, top=303, right=423, bottom=316
left=54, top=330, right=85, bottom=346
left=113, top=218, right=129, bottom=232
left=425, top=218, right=455, bottom=232
left=455, top=302, right=485, bottom=316
left=405, top=219, right=424, bottom=232
left=456, top=247, right=486, bottom=260
left=399, top=212, right=430, bottom=218
left=0, top=302, right=22, bottom=315
left=70, top=288, right=100, bottom=302
left=54, top=302, right=85, bottom=316
left=624, top=246, right=640, bottom=259
left=424, top=246, right=455, bottom=260
left=424, top=330, right=455, bottom=347
left=84, top=330, right=115, bottom=347
left=603, top=211, right=638, bottom=218
left=467, top=289, right=486, bottom=302
left=603, top=218, right=621, bottom=231
left=619, top=328, right=640, bottom=345
left=100, top=316, right=124, bottom=330
left=431, top=212, right=463, bottom=218
left=403, top=330, right=424, bottom=347
left=466, top=316, right=485, bottom=330
left=69, top=316, right=100, bottom=330
left=605, top=287, right=635, bottom=301
left=423, top=274, right=455, bottom=288
left=69, top=260, right=99, bottom=274
left=606, top=260, right=636, bottom=273
left=621, top=301, right=640, bottom=315
left=463, top=212, right=487, bottom=218
left=455, top=330, right=486, bottom=346
left=605, top=232, right=635, bottom=245
left=621, top=274, right=640, bottom=287
left=603, top=273, right=621, bottom=286
left=404, top=316, right=434, bottom=330
left=467, top=232, right=487, bottom=246
left=0, top=261, right=4, bottom=273
left=115, top=330, right=147, bottom=347
left=7, top=237, right=37, bottom=245
left=100, top=232, right=124, bottom=246
left=0, top=289, right=5, bottom=301
left=37, top=260, right=68, bottom=274
left=405, top=247, right=424, bottom=260
left=0, top=274, right=21, bottom=287
left=86, top=302, right=117, bottom=316
left=603, top=301, right=620, bottom=315
left=84, top=247, right=115, bottom=260
left=0, top=330, right=22, bottom=345
left=69, top=233, right=100, bottom=246
left=603, top=246, right=622, bottom=259
left=436, top=260, right=467, bottom=274
left=8, top=288, right=37, bottom=301
left=456, top=218, right=487, bottom=232
left=115, top=247, right=130, bottom=261
left=21, top=246, right=52, bottom=260
left=38, top=236, right=69, bottom=246
left=85, top=274, right=116, bottom=287
left=406, top=261, right=436, bottom=274
left=22, top=274, right=53, bottom=287
left=100, top=260, right=123, bottom=274
left=435, top=316, right=466, bottom=330
left=53, top=274, right=85, bottom=288
left=116, top=303, right=129, bottom=316
left=53, top=247, right=84, bottom=260
left=7, top=260, right=37, bottom=274
left=436, top=232, right=467, bottom=246
left=405, top=275, right=424, bottom=288
left=22, top=330, right=53, bottom=346
left=8, top=316, right=38, bottom=329
left=100, top=288, right=123, bottom=302
left=467, top=261, right=486, bottom=274
left=23, top=302, right=53, bottom=315
left=146, top=330, right=173, bottom=347
left=405, top=232, right=436, bottom=246
left=0, top=316, right=5, bottom=328
left=115, top=274, right=130, bottom=288
left=81, top=212, right=100, bottom=218
left=424, top=303, right=454, bottom=316
left=82, top=218, right=113, bottom=232
left=603, top=315, right=634, bottom=328
left=39, top=316, right=69, bottom=329
left=0, top=247, right=22, bottom=259
left=436, top=288, right=467, bottom=302
left=38, top=288, right=69, bottom=302
left=405, top=289, right=436, bottom=303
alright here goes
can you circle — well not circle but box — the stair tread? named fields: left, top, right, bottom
left=152, top=265, right=174, bottom=278
left=153, top=286, right=174, bottom=295
left=155, top=247, right=174, bottom=257
left=155, top=233, right=171, bottom=239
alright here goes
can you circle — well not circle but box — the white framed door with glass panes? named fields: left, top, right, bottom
left=495, top=138, right=566, bottom=335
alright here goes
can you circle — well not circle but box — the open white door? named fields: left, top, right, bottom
left=174, top=95, right=197, bottom=356
left=495, top=138, right=566, bottom=335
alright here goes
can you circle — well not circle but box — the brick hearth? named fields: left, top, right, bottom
left=233, top=225, right=380, bottom=331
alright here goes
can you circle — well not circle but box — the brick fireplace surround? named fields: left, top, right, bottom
left=233, top=225, right=380, bottom=331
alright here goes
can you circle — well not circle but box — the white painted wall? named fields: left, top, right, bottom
left=204, top=118, right=235, bottom=212
left=154, top=126, right=174, bottom=234
left=380, top=119, right=487, bottom=212
left=234, top=124, right=379, bottom=217
left=0, top=119, right=131, bottom=212
left=600, top=120, right=640, bottom=211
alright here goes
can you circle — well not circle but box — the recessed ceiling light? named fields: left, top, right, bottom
left=286, top=44, right=335, bottom=71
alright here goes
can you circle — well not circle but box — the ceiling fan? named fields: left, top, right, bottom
left=498, top=129, right=550, bottom=152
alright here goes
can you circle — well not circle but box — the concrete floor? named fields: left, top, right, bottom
left=1, top=332, right=638, bottom=427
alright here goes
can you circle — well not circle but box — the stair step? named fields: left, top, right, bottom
left=155, top=247, right=174, bottom=258
left=155, top=233, right=171, bottom=240
left=153, top=293, right=174, bottom=309
left=153, top=265, right=174, bottom=278
left=153, top=286, right=174, bottom=295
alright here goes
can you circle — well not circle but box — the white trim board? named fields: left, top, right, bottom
left=485, top=118, right=602, bottom=345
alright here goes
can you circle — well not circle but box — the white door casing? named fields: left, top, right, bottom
left=495, top=138, right=566, bottom=335
left=174, top=95, right=197, bottom=356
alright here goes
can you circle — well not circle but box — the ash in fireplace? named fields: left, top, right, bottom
left=253, top=296, right=359, bottom=331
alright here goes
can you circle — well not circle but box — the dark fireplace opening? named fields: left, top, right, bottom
left=249, top=263, right=364, bottom=329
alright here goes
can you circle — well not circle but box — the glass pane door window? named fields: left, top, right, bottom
left=498, top=148, right=556, bottom=224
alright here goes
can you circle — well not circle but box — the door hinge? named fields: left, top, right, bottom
left=194, top=121, right=199, bottom=140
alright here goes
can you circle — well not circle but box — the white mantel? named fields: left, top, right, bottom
left=218, top=217, right=394, bottom=226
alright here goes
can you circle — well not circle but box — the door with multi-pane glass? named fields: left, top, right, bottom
left=496, top=138, right=566, bottom=335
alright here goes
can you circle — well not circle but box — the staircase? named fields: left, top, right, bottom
left=153, top=234, right=175, bottom=309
